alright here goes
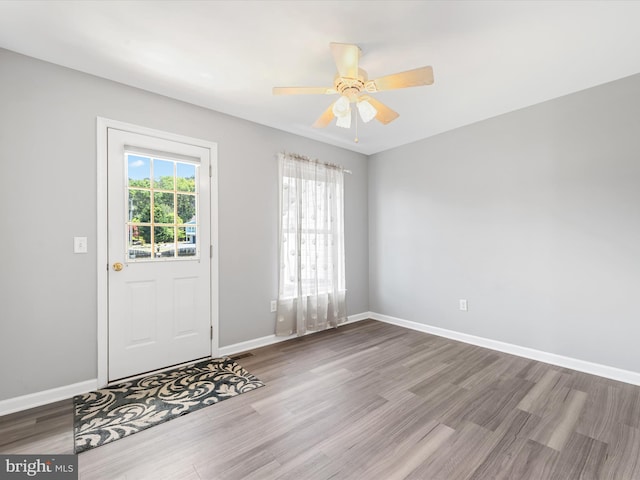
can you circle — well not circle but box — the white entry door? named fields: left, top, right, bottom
left=107, top=128, right=213, bottom=381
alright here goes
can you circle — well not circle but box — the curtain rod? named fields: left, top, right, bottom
left=281, top=151, right=352, bottom=174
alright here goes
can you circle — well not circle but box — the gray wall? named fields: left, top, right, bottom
left=0, top=49, right=369, bottom=401
left=4, top=44, right=639, bottom=402
left=369, top=74, right=640, bottom=373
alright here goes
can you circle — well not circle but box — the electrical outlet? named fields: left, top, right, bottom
left=459, top=299, right=468, bottom=311
left=270, top=300, right=277, bottom=313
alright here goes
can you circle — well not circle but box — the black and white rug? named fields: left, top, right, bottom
left=73, top=357, right=264, bottom=453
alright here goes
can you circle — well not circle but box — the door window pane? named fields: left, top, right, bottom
left=154, top=160, right=174, bottom=190
left=128, top=155, right=151, bottom=187
left=128, top=225, right=151, bottom=260
left=177, top=163, right=196, bottom=192
left=154, top=226, right=175, bottom=258
left=177, top=194, right=196, bottom=223
left=129, top=190, right=150, bottom=223
left=177, top=226, right=197, bottom=257
left=153, top=192, right=174, bottom=224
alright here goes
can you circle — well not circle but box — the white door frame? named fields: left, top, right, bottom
left=96, top=117, right=219, bottom=387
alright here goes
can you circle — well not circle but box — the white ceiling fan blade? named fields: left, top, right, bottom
left=367, top=66, right=434, bottom=92
left=312, top=102, right=337, bottom=128
left=360, top=95, right=399, bottom=125
left=273, top=86, right=336, bottom=95
left=330, top=42, right=360, bottom=79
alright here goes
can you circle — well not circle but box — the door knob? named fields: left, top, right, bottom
left=113, top=262, right=124, bottom=271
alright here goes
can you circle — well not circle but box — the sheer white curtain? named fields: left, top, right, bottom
left=276, top=153, right=347, bottom=336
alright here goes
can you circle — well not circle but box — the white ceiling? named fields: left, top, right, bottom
left=1, top=1, right=640, bottom=155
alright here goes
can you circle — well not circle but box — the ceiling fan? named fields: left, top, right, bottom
left=273, top=42, right=434, bottom=131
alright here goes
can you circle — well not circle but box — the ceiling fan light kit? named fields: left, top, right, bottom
left=329, top=91, right=378, bottom=129
left=273, top=42, right=434, bottom=138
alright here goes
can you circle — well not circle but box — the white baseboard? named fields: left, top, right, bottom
left=369, top=312, right=640, bottom=386
left=344, top=312, right=371, bottom=324
left=219, top=311, right=371, bottom=357
left=0, top=379, right=97, bottom=417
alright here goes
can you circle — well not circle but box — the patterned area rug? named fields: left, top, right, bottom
left=73, top=357, right=264, bottom=453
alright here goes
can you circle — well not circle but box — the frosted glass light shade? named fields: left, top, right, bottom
left=332, top=96, right=350, bottom=117
left=335, top=110, right=351, bottom=128
left=357, top=100, right=377, bottom=123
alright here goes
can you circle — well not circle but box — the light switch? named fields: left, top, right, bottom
left=74, top=236, right=88, bottom=254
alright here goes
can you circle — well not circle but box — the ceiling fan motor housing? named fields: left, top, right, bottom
left=334, top=68, right=373, bottom=101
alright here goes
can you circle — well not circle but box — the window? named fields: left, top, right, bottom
left=280, top=174, right=344, bottom=298
left=126, top=153, right=199, bottom=261
left=276, top=153, right=347, bottom=336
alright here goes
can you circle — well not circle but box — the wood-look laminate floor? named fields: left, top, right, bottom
left=2, top=320, right=640, bottom=479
